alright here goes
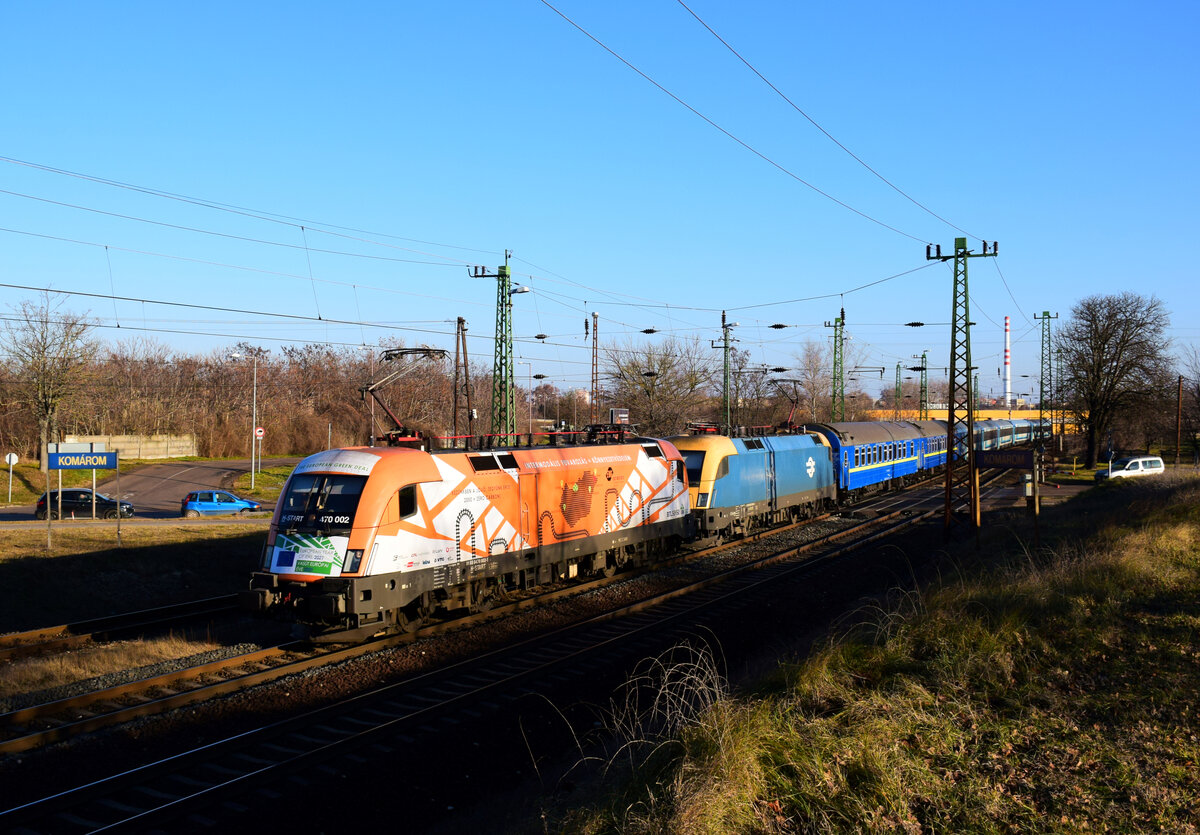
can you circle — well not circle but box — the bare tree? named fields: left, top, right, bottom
left=791, top=340, right=831, bottom=422
left=603, top=335, right=716, bottom=436
left=726, top=347, right=788, bottom=430
left=1, top=293, right=98, bottom=470
left=1059, top=292, right=1172, bottom=466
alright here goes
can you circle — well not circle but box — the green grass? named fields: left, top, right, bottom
left=232, top=464, right=293, bottom=504
left=553, top=474, right=1200, bottom=833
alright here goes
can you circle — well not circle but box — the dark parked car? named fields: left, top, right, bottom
left=181, top=490, right=262, bottom=518
left=35, top=489, right=134, bottom=520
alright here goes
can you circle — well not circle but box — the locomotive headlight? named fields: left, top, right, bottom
left=342, top=549, right=364, bottom=573
left=696, top=493, right=709, bottom=508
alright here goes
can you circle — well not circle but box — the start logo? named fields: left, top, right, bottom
left=806, top=456, right=816, bottom=478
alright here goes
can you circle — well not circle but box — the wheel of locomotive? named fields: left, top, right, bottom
left=468, top=581, right=509, bottom=614
left=396, top=599, right=430, bottom=634
left=104, top=508, right=119, bottom=520
left=184, top=509, right=200, bottom=519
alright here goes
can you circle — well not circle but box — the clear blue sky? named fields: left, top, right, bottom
left=2, top=1, right=1197, bottom=400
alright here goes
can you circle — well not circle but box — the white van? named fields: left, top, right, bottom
left=1094, top=455, right=1166, bottom=482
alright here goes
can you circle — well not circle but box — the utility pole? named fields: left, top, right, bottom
left=1035, top=311, right=1058, bottom=436
left=1177, top=375, right=1184, bottom=467
left=909, top=352, right=929, bottom=420
left=470, top=251, right=527, bottom=441
left=1054, top=347, right=1065, bottom=445
left=894, top=363, right=902, bottom=422
left=452, top=317, right=473, bottom=447
left=711, top=312, right=738, bottom=432
left=589, top=312, right=599, bottom=424
left=927, top=238, right=998, bottom=534
left=825, top=307, right=846, bottom=422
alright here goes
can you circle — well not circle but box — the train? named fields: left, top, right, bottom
left=240, top=417, right=1049, bottom=639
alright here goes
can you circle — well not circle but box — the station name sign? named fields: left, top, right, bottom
left=976, top=449, right=1034, bottom=470
left=48, top=452, right=118, bottom=470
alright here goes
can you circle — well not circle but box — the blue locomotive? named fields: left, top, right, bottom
left=672, top=418, right=1048, bottom=539
left=675, top=432, right=836, bottom=538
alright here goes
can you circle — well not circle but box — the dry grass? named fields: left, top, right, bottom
left=555, top=474, right=1200, bottom=833
left=0, top=633, right=221, bottom=703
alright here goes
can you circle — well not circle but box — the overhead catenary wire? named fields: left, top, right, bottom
left=2, top=164, right=974, bottom=336
left=0, top=188, right=470, bottom=268
left=539, top=0, right=931, bottom=244
left=0, top=157, right=1044, bottom=379
left=0, top=155, right=498, bottom=260
left=676, top=0, right=980, bottom=240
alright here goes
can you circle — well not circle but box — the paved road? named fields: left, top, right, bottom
left=2, top=458, right=300, bottom=522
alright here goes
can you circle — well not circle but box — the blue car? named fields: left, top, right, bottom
left=181, top=490, right=261, bottom=518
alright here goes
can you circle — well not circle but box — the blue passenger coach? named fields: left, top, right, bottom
left=805, top=421, right=946, bottom=497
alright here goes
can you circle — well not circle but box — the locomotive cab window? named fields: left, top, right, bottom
left=279, top=473, right=366, bottom=533
left=715, top=457, right=730, bottom=480
left=681, top=451, right=705, bottom=485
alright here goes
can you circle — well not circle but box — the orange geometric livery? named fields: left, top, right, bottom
left=241, top=439, right=691, bottom=638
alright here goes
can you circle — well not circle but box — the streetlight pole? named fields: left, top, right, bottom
left=517, top=361, right=532, bottom=437
left=711, top=312, right=738, bottom=433
left=359, top=346, right=376, bottom=446
left=533, top=373, right=548, bottom=431
left=232, top=352, right=258, bottom=490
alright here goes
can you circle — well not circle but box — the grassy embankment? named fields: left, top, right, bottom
left=231, top=464, right=291, bottom=504
left=554, top=474, right=1200, bottom=833
left=0, top=524, right=269, bottom=703
left=0, top=461, right=297, bottom=700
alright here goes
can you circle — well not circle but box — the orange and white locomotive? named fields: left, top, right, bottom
left=241, top=439, right=691, bottom=638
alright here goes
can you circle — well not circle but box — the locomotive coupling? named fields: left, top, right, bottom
left=241, top=571, right=280, bottom=612
left=310, top=592, right=347, bottom=621
left=239, top=587, right=274, bottom=612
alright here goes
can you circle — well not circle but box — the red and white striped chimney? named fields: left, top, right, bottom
left=1004, top=315, right=1012, bottom=408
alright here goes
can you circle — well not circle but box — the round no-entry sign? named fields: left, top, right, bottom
left=255, top=427, right=264, bottom=438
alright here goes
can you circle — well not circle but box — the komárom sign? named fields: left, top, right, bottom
left=48, top=452, right=118, bottom=470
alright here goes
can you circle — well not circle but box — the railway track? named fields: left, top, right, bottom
left=0, top=487, right=961, bottom=833
left=0, top=468, right=1007, bottom=757
left=1, top=468, right=1014, bottom=758
left=1, top=469, right=1029, bottom=830
left=0, top=595, right=239, bottom=664
left=0, top=508, right=822, bottom=757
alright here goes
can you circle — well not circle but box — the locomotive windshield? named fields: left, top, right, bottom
left=681, top=450, right=705, bottom=485
left=278, top=473, right=366, bottom=534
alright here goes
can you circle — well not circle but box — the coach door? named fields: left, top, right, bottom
left=519, top=472, right=539, bottom=550
left=767, top=449, right=777, bottom=509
